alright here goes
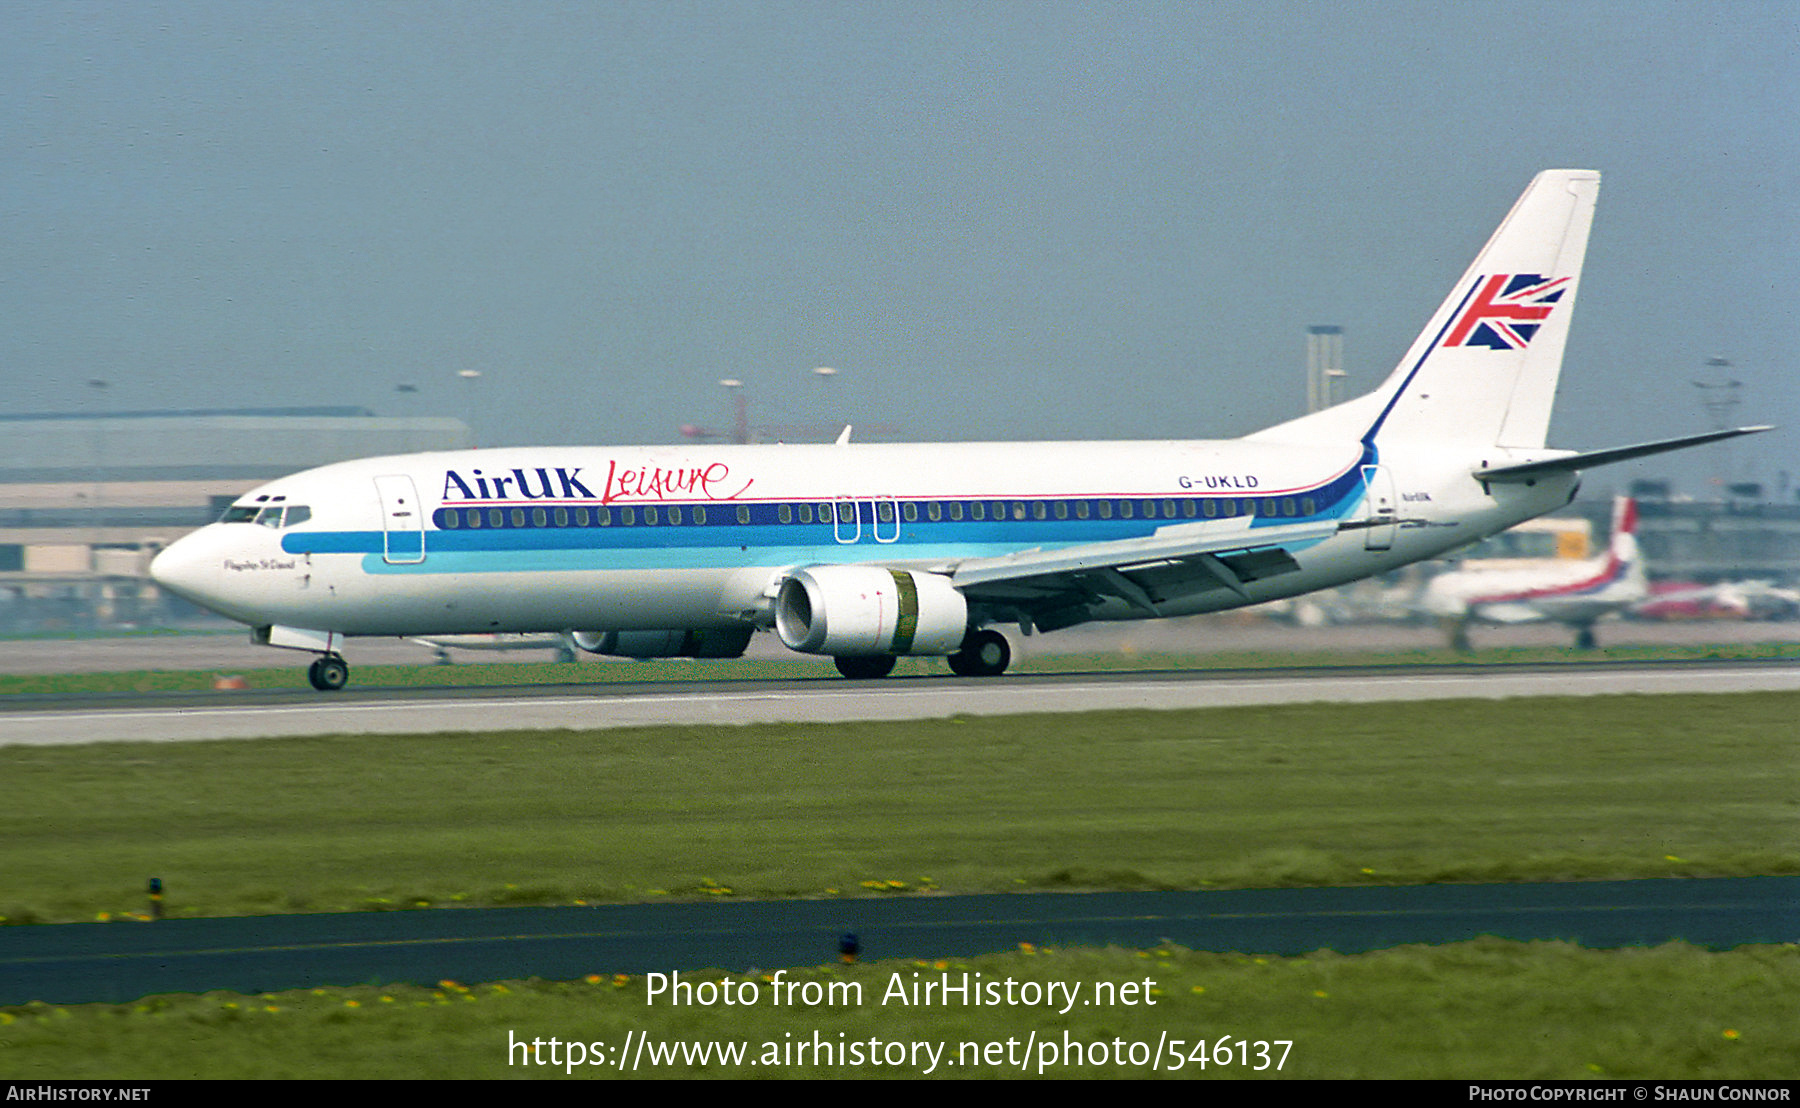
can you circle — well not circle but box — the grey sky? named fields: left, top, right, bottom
left=4, top=1, right=1794, bottom=495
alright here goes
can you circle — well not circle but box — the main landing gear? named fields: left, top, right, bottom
left=834, top=654, right=897, bottom=680
left=948, top=628, right=1011, bottom=677
left=828, top=628, right=1014, bottom=680
left=307, top=653, right=350, bottom=691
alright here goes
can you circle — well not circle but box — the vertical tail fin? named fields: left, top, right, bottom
left=1362, top=170, right=1601, bottom=450
left=1606, top=496, right=1643, bottom=585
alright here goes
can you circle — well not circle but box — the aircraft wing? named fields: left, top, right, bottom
left=930, top=517, right=1341, bottom=623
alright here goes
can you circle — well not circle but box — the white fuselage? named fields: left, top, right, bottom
left=150, top=436, right=1575, bottom=641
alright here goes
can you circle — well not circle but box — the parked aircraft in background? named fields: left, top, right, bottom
left=1634, top=579, right=1800, bottom=622
left=1422, top=497, right=1645, bottom=650
left=150, top=170, right=1769, bottom=689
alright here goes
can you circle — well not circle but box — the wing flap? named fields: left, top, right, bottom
left=941, top=517, right=1336, bottom=588
left=941, top=517, right=1337, bottom=619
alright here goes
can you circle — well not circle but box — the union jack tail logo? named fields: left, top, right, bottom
left=1442, top=274, right=1570, bottom=350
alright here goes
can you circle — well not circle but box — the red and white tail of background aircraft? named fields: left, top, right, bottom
left=1422, top=496, right=1646, bottom=650
left=150, top=170, right=1771, bottom=689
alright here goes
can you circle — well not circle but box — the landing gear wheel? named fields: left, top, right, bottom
left=1574, top=625, right=1599, bottom=651
left=948, top=629, right=1011, bottom=677
left=834, top=654, right=897, bottom=680
left=1446, top=618, right=1473, bottom=654
left=308, top=654, right=350, bottom=691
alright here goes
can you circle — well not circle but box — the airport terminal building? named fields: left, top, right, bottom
left=0, top=408, right=468, bottom=631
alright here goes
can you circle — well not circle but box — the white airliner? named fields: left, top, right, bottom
left=150, top=170, right=1769, bottom=690
left=1421, top=496, right=1646, bottom=650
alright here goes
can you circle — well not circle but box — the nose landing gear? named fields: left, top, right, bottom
left=307, top=654, right=350, bottom=691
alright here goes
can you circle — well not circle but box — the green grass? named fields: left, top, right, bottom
left=3, top=942, right=1794, bottom=1078
left=1, top=693, right=1794, bottom=924
left=4, top=690, right=1796, bottom=1079
left=1, top=639, right=1796, bottom=695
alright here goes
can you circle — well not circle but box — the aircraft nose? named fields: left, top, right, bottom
left=150, top=532, right=222, bottom=611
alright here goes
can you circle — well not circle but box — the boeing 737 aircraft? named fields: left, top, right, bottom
left=150, top=170, right=1768, bottom=690
left=1422, top=496, right=1646, bottom=650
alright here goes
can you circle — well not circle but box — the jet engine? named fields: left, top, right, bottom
left=774, top=566, right=967, bottom=656
left=571, top=627, right=753, bottom=659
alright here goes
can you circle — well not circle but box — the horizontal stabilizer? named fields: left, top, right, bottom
left=1474, top=426, right=1773, bottom=483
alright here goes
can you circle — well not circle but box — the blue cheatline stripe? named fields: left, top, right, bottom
left=427, top=492, right=1353, bottom=536
left=358, top=542, right=1036, bottom=575
left=289, top=474, right=1376, bottom=574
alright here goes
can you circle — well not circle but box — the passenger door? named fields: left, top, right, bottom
left=1360, top=465, right=1396, bottom=551
left=375, top=475, right=426, bottom=564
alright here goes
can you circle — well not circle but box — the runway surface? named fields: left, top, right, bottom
left=2, top=877, right=1793, bottom=1006
left=3, top=659, right=1798, bottom=745
left=5, top=616, right=1797, bottom=674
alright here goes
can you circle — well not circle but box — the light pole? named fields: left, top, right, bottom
left=1692, top=358, right=1742, bottom=494
left=85, top=379, right=110, bottom=628
left=457, top=370, right=481, bottom=448
left=812, top=366, right=839, bottom=430
left=86, top=379, right=110, bottom=545
left=719, top=379, right=748, bottom=444
left=1692, top=359, right=1741, bottom=431
left=1306, top=326, right=1344, bottom=413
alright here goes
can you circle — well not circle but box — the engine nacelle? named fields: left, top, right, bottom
left=774, top=566, right=967, bottom=656
left=571, top=627, right=753, bottom=659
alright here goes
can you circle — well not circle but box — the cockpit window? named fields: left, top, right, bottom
left=221, top=504, right=311, bottom=528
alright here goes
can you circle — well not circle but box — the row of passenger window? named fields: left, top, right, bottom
left=432, top=496, right=1320, bottom=531
left=906, top=497, right=1318, bottom=523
